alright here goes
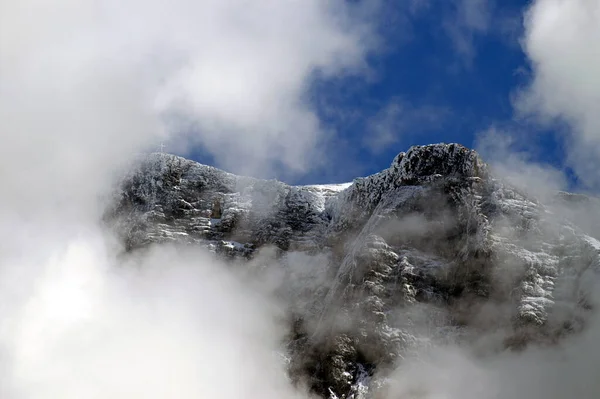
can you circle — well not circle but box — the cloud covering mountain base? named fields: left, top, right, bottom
left=2, top=0, right=600, bottom=398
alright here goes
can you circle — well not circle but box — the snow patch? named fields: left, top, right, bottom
left=222, top=240, right=245, bottom=250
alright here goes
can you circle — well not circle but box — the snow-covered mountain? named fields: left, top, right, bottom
left=106, top=143, right=600, bottom=398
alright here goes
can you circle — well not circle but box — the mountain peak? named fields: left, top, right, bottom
left=390, top=143, right=486, bottom=181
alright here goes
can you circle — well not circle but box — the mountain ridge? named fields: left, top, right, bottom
left=106, top=143, right=600, bottom=398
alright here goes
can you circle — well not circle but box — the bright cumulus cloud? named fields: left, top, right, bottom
left=0, top=0, right=377, bottom=397
left=517, top=0, right=600, bottom=188
left=0, top=0, right=377, bottom=189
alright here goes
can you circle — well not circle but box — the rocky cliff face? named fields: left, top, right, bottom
left=106, top=143, right=600, bottom=398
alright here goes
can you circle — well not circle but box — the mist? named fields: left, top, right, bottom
left=377, top=278, right=600, bottom=399
left=3, top=0, right=600, bottom=397
left=0, top=0, right=375, bottom=397
left=0, top=240, right=316, bottom=398
left=363, top=193, right=600, bottom=398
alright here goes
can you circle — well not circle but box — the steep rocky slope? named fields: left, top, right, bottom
left=106, top=143, right=600, bottom=398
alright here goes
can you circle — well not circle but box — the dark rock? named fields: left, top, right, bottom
left=106, top=144, right=600, bottom=398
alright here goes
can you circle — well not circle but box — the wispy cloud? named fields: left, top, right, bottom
left=475, top=126, right=568, bottom=197
left=443, top=0, right=493, bottom=66
left=364, top=99, right=451, bottom=154
left=408, top=0, right=431, bottom=16
left=441, top=0, right=523, bottom=68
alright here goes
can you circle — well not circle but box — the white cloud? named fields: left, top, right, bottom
left=0, top=0, right=377, bottom=396
left=475, top=126, right=568, bottom=198
left=0, top=0, right=377, bottom=188
left=516, top=0, right=600, bottom=189
left=0, top=235, right=310, bottom=399
left=153, top=0, right=377, bottom=178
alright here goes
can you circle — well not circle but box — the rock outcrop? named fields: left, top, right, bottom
left=106, top=143, right=600, bottom=398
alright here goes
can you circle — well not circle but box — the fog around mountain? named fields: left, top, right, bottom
left=2, top=0, right=600, bottom=398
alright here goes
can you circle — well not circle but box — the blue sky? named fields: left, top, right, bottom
left=187, top=1, right=530, bottom=184
left=307, top=0, right=553, bottom=185
left=306, top=1, right=530, bottom=184
left=179, top=0, right=599, bottom=191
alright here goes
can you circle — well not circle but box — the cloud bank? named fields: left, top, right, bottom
left=517, top=0, right=600, bottom=189
left=0, top=0, right=378, bottom=397
left=0, top=0, right=377, bottom=184
left=0, top=237, right=314, bottom=398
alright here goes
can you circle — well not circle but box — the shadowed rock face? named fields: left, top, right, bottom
left=106, top=143, right=600, bottom=398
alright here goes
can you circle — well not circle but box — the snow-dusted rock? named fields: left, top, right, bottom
left=107, top=144, right=600, bottom=399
